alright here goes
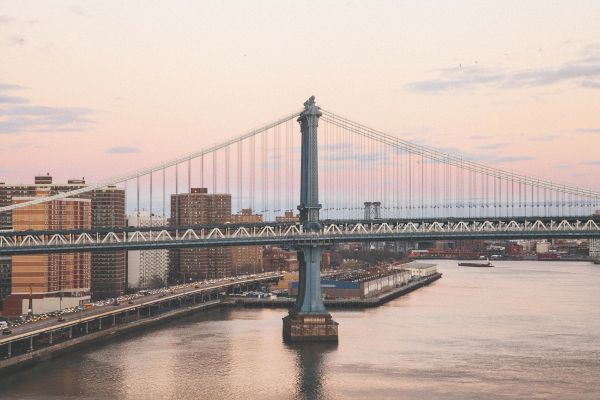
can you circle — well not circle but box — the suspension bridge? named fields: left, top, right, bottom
left=1, top=96, right=599, bottom=340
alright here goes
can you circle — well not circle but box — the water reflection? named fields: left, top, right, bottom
left=1, top=261, right=599, bottom=400
left=288, top=342, right=338, bottom=400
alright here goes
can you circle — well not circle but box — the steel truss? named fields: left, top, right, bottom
left=2, top=217, right=600, bottom=255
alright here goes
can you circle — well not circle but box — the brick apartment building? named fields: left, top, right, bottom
left=170, top=188, right=232, bottom=280
left=230, top=208, right=263, bottom=274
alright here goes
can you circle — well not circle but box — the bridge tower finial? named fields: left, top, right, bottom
left=297, top=95, right=323, bottom=232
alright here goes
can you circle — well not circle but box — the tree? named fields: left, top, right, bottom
left=146, top=274, right=166, bottom=289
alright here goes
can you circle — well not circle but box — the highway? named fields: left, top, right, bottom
left=0, top=272, right=282, bottom=345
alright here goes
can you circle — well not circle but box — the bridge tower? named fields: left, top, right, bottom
left=283, top=96, right=338, bottom=342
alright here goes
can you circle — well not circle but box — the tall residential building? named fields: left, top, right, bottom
left=127, top=210, right=169, bottom=289
left=89, top=187, right=126, bottom=300
left=170, top=188, right=232, bottom=280
left=590, top=210, right=600, bottom=258
left=0, top=256, right=11, bottom=311
left=2, top=188, right=92, bottom=316
left=0, top=175, right=126, bottom=301
left=589, top=239, right=600, bottom=258
left=230, top=208, right=263, bottom=274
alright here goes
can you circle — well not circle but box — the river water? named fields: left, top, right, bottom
left=1, top=260, right=599, bottom=400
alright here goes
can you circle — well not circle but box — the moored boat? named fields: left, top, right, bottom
left=458, top=261, right=494, bottom=268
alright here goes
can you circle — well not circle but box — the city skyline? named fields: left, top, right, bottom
left=1, top=1, right=600, bottom=190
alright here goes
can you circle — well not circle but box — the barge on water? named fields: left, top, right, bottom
left=458, top=261, right=494, bottom=268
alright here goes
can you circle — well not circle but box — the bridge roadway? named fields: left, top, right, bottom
left=0, top=273, right=282, bottom=358
left=2, top=216, right=600, bottom=255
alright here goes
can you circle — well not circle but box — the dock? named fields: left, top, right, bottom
left=228, top=272, right=442, bottom=308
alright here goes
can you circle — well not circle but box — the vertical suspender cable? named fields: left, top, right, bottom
left=200, top=154, right=204, bottom=189
left=149, top=171, right=153, bottom=227
left=250, top=135, right=255, bottom=211
left=175, top=163, right=179, bottom=224
left=212, top=149, right=217, bottom=194
left=225, top=147, right=230, bottom=201
left=237, top=140, right=243, bottom=213
left=188, top=158, right=191, bottom=224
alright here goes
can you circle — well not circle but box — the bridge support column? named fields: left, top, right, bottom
left=283, top=246, right=338, bottom=342
left=283, top=96, right=338, bottom=343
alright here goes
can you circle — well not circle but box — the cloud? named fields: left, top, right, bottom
left=489, top=155, right=534, bottom=163
left=406, top=67, right=504, bottom=92
left=477, top=142, right=509, bottom=150
left=106, top=146, right=141, bottom=154
left=0, top=83, right=93, bottom=134
left=529, top=134, right=558, bottom=141
left=555, top=163, right=572, bottom=169
left=69, top=5, right=85, bottom=16
left=406, top=46, right=600, bottom=93
left=581, top=80, right=600, bottom=88
left=0, top=83, right=24, bottom=91
left=0, top=15, right=12, bottom=24
left=7, top=35, right=25, bottom=46
left=0, top=142, right=28, bottom=151
left=323, top=149, right=386, bottom=163
left=321, top=142, right=353, bottom=151
left=0, top=94, right=28, bottom=104
left=469, top=134, right=492, bottom=140
left=577, top=128, right=600, bottom=134
left=581, top=160, right=600, bottom=166
left=504, top=64, right=600, bottom=88
left=580, top=43, right=600, bottom=60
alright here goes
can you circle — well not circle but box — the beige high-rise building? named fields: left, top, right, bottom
left=230, top=209, right=263, bottom=274
left=127, top=210, right=169, bottom=289
left=170, top=188, right=232, bottom=280
left=2, top=188, right=92, bottom=316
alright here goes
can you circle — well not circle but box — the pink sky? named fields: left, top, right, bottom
left=1, top=1, right=600, bottom=190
